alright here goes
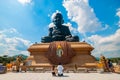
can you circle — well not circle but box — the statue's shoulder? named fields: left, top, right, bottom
left=62, top=24, right=69, bottom=29
left=62, top=24, right=69, bottom=27
left=49, top=27, right=54, bottom=31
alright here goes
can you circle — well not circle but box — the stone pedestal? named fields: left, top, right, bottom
left=27, top=41, right=96, bottom=66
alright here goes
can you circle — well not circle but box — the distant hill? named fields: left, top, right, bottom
left=13, top=54, right=28, bottom=60
left=95, top=57, right=100, bottom=61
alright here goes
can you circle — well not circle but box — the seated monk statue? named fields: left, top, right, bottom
left=41, top=12, right=79, bottom=43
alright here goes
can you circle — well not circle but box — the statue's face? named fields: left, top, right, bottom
left=53, top=13, right=63, bottom=26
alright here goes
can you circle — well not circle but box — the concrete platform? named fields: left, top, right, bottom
left=0, top=72, right=119, bottom=80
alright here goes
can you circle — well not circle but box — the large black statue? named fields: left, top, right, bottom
left=41, top=12, right=79, bottom=43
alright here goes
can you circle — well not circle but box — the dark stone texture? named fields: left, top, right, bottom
left=41, top=12, right=79, bottom=43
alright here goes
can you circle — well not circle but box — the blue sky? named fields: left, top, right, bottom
left=0, top=0, right=120, bottom=58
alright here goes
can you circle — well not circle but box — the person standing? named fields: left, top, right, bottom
left=107, top=59, right=115, bottom=72
left=57, top=63, right=64, bottom=76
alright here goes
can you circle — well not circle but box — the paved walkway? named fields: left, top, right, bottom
left=0, top=72, right=119, bottom=80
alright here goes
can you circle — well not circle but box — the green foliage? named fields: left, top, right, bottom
left=95, top=57, right=100, bottom=61
left=0, top=56, right=3, bottom=63
left=0, top=54, right=28, bottom=66
left=108, top=57, right=120, bottom=63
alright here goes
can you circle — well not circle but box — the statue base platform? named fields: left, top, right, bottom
left=27, top=42, right=96, bottom=67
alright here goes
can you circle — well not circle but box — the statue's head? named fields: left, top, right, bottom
left=52, top=12, right=64, bottom=26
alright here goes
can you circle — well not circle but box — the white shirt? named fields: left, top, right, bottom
left=57, top=65, right=64, bottom=74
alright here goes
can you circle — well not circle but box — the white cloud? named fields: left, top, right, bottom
left=18, top=0, right=32, bottom=5
left=0, top=28, right=32, bottom=56
left=116, top=8, right=120, bottom=27
left=116, top=8, right=120, bottom=17
left=118, top=21, right=120, bottom=27
left=63, top=0, right=106, bottom=33
left=88, top=29, right=120, bottom=58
